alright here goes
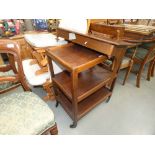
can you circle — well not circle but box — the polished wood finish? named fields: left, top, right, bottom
left=47, top=29, right=133, bottom=127
left=17, top=32, right=55, bottom=101
left=0, top=39, right=30, bottom=94
left=42, top=123, right=58, bottom=135
left=89, top=23, right=137, bottom=85
left=0, top=40, right=58, bottom=134
left=90, top=23, right=125, bottom=40
left=151, top=58, right=155, bottom=77
left=10, top=35, right=33, bottom=60
left=56, top=28, right=133, bottom=57
left=43, top=80, right=55, bottom=101
left=47, top=43, right=107, bottom=71
left=47, top=44, right=113, bottom=128
left=127, top=44, right=155, bottom=88
left=52, top=66, right=114, bottom=102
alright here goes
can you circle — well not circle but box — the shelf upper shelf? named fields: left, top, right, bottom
left=46, top=43, right=107, bottom=72
left=53, top=65, right=115, bottom=102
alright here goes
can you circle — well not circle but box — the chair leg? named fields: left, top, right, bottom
left=106, top=77, right=117, bottom=102
left=21, top=78, right=31, bottom=91
left=49, top=124, right=58, bottom=135
left=151, top=61, right=155, bottom=77
left=136, top=64, right=145, bottom=88
left=122, top=61, right=133, bottom=85
left=147, top=61, right=153, bottom=81
left=42, top=123, right=58, bottom=135
left=43, top=82, right=55, bottom=101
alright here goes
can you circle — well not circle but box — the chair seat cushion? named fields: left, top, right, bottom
left=121, top=57, right=131, bottom=65
left=104, top=57, right=131, bottom=67
left=24, top=33, right=68, bottom=48
left=140, top=42, right=155, bottom=49
left=0, top=69, right=16, bottom=91
left=22, top=59, right=63, bottom=86
left=0, top=92, right=55, bottom=135
left=126, top=47, right=149, bottom=60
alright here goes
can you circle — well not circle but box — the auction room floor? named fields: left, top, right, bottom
left=33, top=67, right=155, bottom=135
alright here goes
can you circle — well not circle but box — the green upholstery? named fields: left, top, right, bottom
left=104, top=59, right=113, bottom=66
left=104, top=57, right=130, bottom=66
left=0, top=70, right=15, bottom=91
left=126, top=47, right=149, bottom=60
left=0, top=92, right=55, bottom=135
left=140, top=42, right=155, bottom=49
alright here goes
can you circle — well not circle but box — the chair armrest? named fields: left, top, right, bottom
left=0, top=64, right=12, bottom=72
left=0, top=75, right=19, bottom=83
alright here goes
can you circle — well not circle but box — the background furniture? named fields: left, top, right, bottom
left=137, top=19, right=151, bottom=25
left=0, top=39, right=58, bottom=135
left=47, top=19, right=60, bottom=32
left=0, top=39, right=30, bottom=93
left=126, top=41, right=155, bottom=87
left=22, top=32, right=67, bottom=101
left=89, top=22, right=155, bottom=87
left=101, top=52, right=136, bottom=85
left=10, top=34, right=33, bottom=60
left=122, top=24, right=155, bottom=40
left=89, top=23, right=138, bottom=85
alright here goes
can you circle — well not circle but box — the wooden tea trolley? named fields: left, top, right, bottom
left=46, top=28, right=135, bottom=128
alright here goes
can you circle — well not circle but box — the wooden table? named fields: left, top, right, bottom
left=90, top=22, right=155, bottom=43
left=122, top=24, right=155, bottom=41
left=10, top=34, right=33, bottom=60
left=47, top=43, right=115, bottom=128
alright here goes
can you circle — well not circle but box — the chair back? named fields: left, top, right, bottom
left=89, top=23, right=125, bottom=40
left=0, top=39, right=30, bottom=93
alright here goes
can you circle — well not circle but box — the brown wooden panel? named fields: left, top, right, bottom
left=47, top=43, right=106, bottom=72
left=57, top=28, right=115, bottom=57
left=0, top=54, right=4, bottom=65
left=53, top=65, right=114, bottom=102
left=56, top=85, right=112, bottom=121
left=11, top=38, right=33, bottom=60
left=90, top=23, right=125, bottom=39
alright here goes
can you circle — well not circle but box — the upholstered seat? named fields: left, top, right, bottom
left=22, top=59, right=62, bottom=86
left=126, top=47, right=149, bottom=60
left=0, top=91, right=55, bottom=135
left=121, top=57, right=131, bottom=65
left=103, top=56, right=132, bottom=85
left=126, top=47, right=155, bottom=61
left=0, top=69, right=16, bottom=91
left=141, top=42, right=155, bottom=49
left=104, top=59, right=113, bottom=66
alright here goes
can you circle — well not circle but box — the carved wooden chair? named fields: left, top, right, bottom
left=102, top=47, right=137, bottom=85
left=89, top=23, right=136, bottom=85
left=0, top=39, right=58, bottom=135
left=23, top=33, right=67, bottom=101
left=126, top=41, right=155, bottom=87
